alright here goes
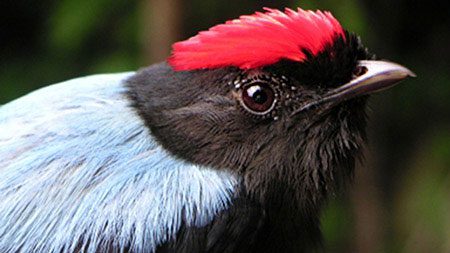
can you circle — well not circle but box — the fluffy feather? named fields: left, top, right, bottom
left=168, top=7, right=345, bottom=71
left=0, top=73, right=238, bottom=253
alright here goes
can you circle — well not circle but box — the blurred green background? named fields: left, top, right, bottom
left=1, top=0, right=449, bottom=252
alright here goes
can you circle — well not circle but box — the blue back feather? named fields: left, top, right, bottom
left=0, top=73, right=238, bottom=253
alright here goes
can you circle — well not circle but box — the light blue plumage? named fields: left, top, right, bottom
left=0, top=73, right=238, bottom=253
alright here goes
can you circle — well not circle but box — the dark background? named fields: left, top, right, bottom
left=1, top=1, right=449, bottom=252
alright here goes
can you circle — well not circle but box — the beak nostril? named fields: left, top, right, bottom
left=352, top=66, right=368, bottom=78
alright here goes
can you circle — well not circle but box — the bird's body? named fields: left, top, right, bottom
left=0, top=67, right=322, bottom=253
left=0, top=8, right=413, bottom=253
left=0, top=72, right=240, bottom=252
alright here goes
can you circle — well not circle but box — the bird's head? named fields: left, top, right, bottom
left=128, top=8, right=414, bottom=208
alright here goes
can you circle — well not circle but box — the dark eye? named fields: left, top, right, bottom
left=241, top=82, right=276, bottom=114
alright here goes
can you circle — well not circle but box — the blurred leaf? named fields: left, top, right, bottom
left=293, top=0, right=367, bottom=36
left=393, top=128, right=450, bottom=253
left=89, top=52, right=137, bottom=73
left=322, top=197, right=354, bottom=251
left=50, top=0, right=106, bottom=52
left=48, top=0, right=130, bottom=53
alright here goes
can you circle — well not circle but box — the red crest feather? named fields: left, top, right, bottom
left=168, top=8, right=345, bottom=71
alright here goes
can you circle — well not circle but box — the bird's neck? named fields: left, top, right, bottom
left=230, top=184, right=325, bottom=252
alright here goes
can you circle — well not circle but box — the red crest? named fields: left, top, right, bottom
left=168, top=8, right=345, bottom=71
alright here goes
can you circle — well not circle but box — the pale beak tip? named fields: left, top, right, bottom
left=390, top=62, right=416, bottom=79
left=399, top=65, right=416, bottom=78
left=407, top=70, right=417, bottom=78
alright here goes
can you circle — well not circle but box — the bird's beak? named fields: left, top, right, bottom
left=323, top=60, right=415, bottom=102
left=293, top=60, right=415, bottom=114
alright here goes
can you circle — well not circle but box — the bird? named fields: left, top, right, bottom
left=0, top=7, right=414, bottom=253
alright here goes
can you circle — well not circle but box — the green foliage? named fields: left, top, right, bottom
left=50, top=0, right=112, bottom=52
left=0, top=0, right=140, bottom=103
left=393, top=129, right=450, bottom=253
left=293, top=0, right=367, bottom=36
left=322, top=197, right=354, bottom=251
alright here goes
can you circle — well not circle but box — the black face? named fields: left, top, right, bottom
left=127, top=32, right=373, bottom=207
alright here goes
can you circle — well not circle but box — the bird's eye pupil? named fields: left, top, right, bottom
left=241, top=83, right=275, bottom=114
left=248, top=86, right=267, bottom=104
